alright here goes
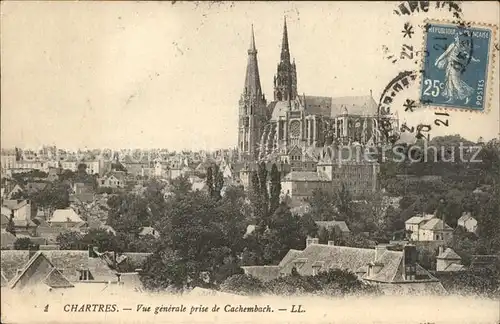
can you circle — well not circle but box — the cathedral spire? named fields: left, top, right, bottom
left=249, top=24, right=257, bottom=54
left=280, top=16, right=290, bottom=63
left=244, top=25, right=262, bottom=97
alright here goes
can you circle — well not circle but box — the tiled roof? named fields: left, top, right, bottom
left=241, top=266, right=281, bottom=282
left=420, top=218, right=453, bottom=231
left=0, top=250, right=117, bottom=282
left=457, top=213, right=475, bottom=222
left=330, top=95, right=378, bottom=117
left=405, top=216, right=424, bottom=224
left=315, top=221, right=350, bottom=233
left=2, top=199, right=27, bottom=210
left=442, top=263, right=465, bottom=272
left=118, top=272, right=144, bottom=292
left=269, top=100, right=301, bottom=121
left=49, top=209, right=84, bottom=223
left=283, top=171, right=329, bottom=182
left=363, top=250, right=403, bottom=282
left=438, top=248, right=461, bottom=260
left=13, top=219, right=37, bottom=228
left=301, top=95, right=332, bottom=117
left=42, top=268, right=74, bottom=288
left=278, top=249, right=302, bottom=268
left=8, top=251, right=70, bottom=289
left=280, top=244, right=376, bottom=278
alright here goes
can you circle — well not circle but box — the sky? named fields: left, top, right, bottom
left=1, top=1, right=499, bottom=150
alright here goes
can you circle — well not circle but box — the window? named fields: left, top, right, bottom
left=78, top=269, right=94, bottom=281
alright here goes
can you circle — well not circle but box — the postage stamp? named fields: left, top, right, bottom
left=420, top=21, right=497, bottom=112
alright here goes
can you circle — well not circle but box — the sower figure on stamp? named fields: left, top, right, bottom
left=434, top=33, right=480, bottom=104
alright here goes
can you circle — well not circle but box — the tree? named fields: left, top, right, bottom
left=56, top=231, right=85, bottom=250
left=258, top=162, right=269, bottom=217
left=142, top=184, right=247, bottom=289
left=6, top=214, right=16, bottom=236
left=13, top=238, right=39, bottom=250
left=309, top=188, right=338, bottom=221
left=220, top=274, right=264, bottom=296
left=81, top=228, right=118, bottom=252
left=206, top=167, right=214, bottom=198
left=106, top=194, right=149, bottom=235
left=269, top=163, right=281, bottom=215
left=214, top=165, right=224, bottom=201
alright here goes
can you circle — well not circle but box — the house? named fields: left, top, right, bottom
left=1, top=248, right=150, bottom=290
left=8, top=251, right=74, bottom=290
left=242, top=238, right=446, bottom=295
left=2, top=200, right=37, bottom=236
left=436, top=247, right=464, bottom=272
left=418, top=218, right=453, bottom=241
left=98, top=172, right=126, bottom=189
left=405, top=213, right=453, bottom=242
left=138, top=226, right=160, bottom=239
left=48, top=209, right=84, bottom=228
left=457, top=212, right=478, bottom=235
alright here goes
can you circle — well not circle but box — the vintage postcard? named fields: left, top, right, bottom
left=1, top=1, right=499, bottom=324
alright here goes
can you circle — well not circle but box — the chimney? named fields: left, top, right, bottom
left=403, top=244, right=417, bottom=281
left=115, top=273, right=121, bottom=283
left=438, top=245, right=444, bottom=256
left=88, top=245, right=94, bottom=258
left=327, top=240, right=335, bottom=246
left=367, top=261, right=384, bottom=276
left=374, top=244, right=388, bottom=262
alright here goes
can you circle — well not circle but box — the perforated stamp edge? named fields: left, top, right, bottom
left=416, top=19, right=498, bottom=115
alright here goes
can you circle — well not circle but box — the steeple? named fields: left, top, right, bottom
left=244, top=24, right=262, bottom=98
left=280, top=16, right=290, bottom=63
left=273, top=16, right=297, bottom=102
left=249, top=24, right=257, bottom=54
left=238, top=25, right=267, bottom=162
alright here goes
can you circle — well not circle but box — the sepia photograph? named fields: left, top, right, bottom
left=1, top=1, right=499, bottom=323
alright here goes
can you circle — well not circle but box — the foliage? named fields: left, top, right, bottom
left=206, top=167, right=214, bottom=198
left=439, top=268, right=500, bottom=298
left=214, top=165, right=224, bottom=201
left=56, top=231, right=86, bottom=250
left=308, top=188, right=338, bottom=221
left=106, top=193, right=151, bottom=235
left=265, top=274, right=319, bottom=295
left=141, top=182, right=247, bottom=289
left=269, top=163, right=281, bottom=215
left=220, top=274, right=264, bottom=296
left=13, top=237, right=39, bottom=250
left=6, top=215, right=16, bottom=235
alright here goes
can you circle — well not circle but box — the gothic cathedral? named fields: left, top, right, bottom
left=237, top=18, right=395, bottom=163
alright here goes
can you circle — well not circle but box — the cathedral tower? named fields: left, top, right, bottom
left=238, top=26, right=267, bottom=161
left=273, top=17, right=298, bottom=102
